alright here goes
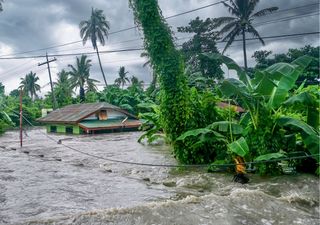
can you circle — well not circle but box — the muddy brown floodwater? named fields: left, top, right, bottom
left=0, top=128, right=319, bottom=225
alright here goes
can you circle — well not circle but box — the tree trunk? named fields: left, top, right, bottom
left=95, top=46, right=108, bottom=87
left=242, top=28, right=248, bottom=71
left=80, top=86, right=85, bottom=102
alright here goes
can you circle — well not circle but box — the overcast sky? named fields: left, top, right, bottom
left=0, top=0, right=319, bottom=94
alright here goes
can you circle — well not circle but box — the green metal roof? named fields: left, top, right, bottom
left=78, top=119, right=141, bottom=130
left=37, top=102, right=137, bottom=124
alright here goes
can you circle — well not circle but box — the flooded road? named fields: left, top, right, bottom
left=0, top=128, right=319, bottom=225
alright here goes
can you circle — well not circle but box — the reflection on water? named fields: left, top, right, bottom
left=0, top=128, right=319, bottom=225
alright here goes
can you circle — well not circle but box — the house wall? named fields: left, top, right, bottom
left=46, top=124, right=82, bottom=134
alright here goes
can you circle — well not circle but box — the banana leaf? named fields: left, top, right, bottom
left=254, top=152, right=286, bottom=162
left=207, top=121, right=243, bottom=135
left=266, top=56, right=313, bottom=108
left=203, top=53, right=251, bottom=88
left=227, top=137, right=249, bottom=157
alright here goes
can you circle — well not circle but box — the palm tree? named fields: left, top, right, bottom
left=53, top=70, right=73, bottom=106
left=212, top=0, right=278, bottom=70
left=114, top=66, right=130, bottom=89
left=79, top=7, right=110, bottom=87
left=130, top=76, right=144, bottom=89
left=19, top=71, right=41, bottom=100
left=68, top=55, right=99, bottom=102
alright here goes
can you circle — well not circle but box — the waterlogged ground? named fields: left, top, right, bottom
left=0, top=128, right=319, bottom=225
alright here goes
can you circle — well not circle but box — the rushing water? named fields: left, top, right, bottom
left=0, top=128, right=319, bottom=225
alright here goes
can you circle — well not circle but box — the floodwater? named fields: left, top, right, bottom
left=0, top=128, right=319, bottom=225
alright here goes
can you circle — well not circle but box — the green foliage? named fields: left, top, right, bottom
left=19, top=71, right=41, bottom=100
left=129, top=0, right=195, bottom=161
left=114, top=66, right=130, bottom=88
left=178, top=17, right=223, bottom=81
left=227, top=137, right=249, bottom=157
left=210, top=53, right=318, bottom=174
left=137, top=102, right=165, bottom=144
left=252, top=45, right=320, bottom=84
left=68, top=55, right=99, bottom=102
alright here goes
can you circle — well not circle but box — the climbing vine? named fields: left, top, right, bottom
left=129, top=1, right=193, bottom=149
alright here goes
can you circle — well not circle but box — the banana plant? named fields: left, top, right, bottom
left=204, top=53, right=318, bottom=173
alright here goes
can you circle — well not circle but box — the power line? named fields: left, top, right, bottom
left=0, top=0, right=228, bottom=58
left=0, top=31, right=318, bottom=60
left=2, top=4, right=317, bottom=60
left=9, top=109, right=320, bottom=168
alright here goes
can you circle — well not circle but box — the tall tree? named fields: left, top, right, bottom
left=178, top=17, right=223, bottom=81
left=79, top=7, right=110, bottom=87
left=19, top=71, right=41, bottom=100
left=53, top=70, right=73, bottom=106
left=68, top=55, right=98, bottom=102
left=212, top=0, right=278, bottom=70
left=130, top=75, right=144, bottom=89
left=114, top=66, right=130, bottom=89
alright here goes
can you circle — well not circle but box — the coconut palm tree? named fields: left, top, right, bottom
left=68, top=55, right=98, bottom=102
left=19, top=71, right=41, bottom=100
left=114, top=66, right=130, bottom=89
left=53, top=70, right=73, bottom=106
left=79, top=7, right=110, bottom=87
left=130, top=75, right=144, bottom=89
left=212, top=0, right=278, bottom=70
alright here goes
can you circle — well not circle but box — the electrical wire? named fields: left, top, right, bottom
left=0, top=31, right=318, bottom=60
left=1, top=106, right=317, bottom=169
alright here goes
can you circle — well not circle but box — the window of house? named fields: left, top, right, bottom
left=50, top=126, right=57, bottom=133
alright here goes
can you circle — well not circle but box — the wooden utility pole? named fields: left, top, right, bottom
left=19, top=88, right=23, bottom=148
left=38, top=53, right=58, bottom=109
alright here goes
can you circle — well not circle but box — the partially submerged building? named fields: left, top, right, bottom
left=37, top=102, right=141, bottom=134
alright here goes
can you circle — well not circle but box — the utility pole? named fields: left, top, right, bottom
left=38, top=52, right=58, bottom=109
left=19, top=88, right=23, bottom=148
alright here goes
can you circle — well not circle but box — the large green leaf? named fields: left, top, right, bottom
left=277, top=117, right=319, bottom=159
left=208, top=121, right=243, bottom=135
left=266, top=56, right=313, bottom=108
left=203, top=53, right=251, bottom=87
left=176, top=128, right=213, bottom=141
left=227, top=137, right=249, bottom=157
left=252, top=70, right=278, bottom=97
left=254, top=152, right=286, bottom=162
left=284, top=92, right=316, bottom=106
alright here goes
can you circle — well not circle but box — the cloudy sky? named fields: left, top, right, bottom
left=0, top=0, right=319, bottom=94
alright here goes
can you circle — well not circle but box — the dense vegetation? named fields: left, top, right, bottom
left=0, top=0, right=319, bottom=176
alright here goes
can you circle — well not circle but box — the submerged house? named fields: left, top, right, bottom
left=37, top=102, right=141, bottom=134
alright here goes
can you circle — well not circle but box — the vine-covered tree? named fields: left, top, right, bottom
left=80, top=7, right=110, bottom=86
left=129, top=0, right=194, bottom=161
left=178, top=17, right=223, bottom=81
left=114, top=66, right=130, bottom=88
left=19, top=71, right=41, bottom=100
left=212, top=0, right=278, bottom=70
left=68, top=55, right=98, bottom=102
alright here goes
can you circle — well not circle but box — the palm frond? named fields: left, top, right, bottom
left=247, top=25, right=264, bottom=45
left=211, top=17, right=237, bottom=28
left=251, top=7, right=278, bottom=18
left=222, top=25, right=241, bottom=53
